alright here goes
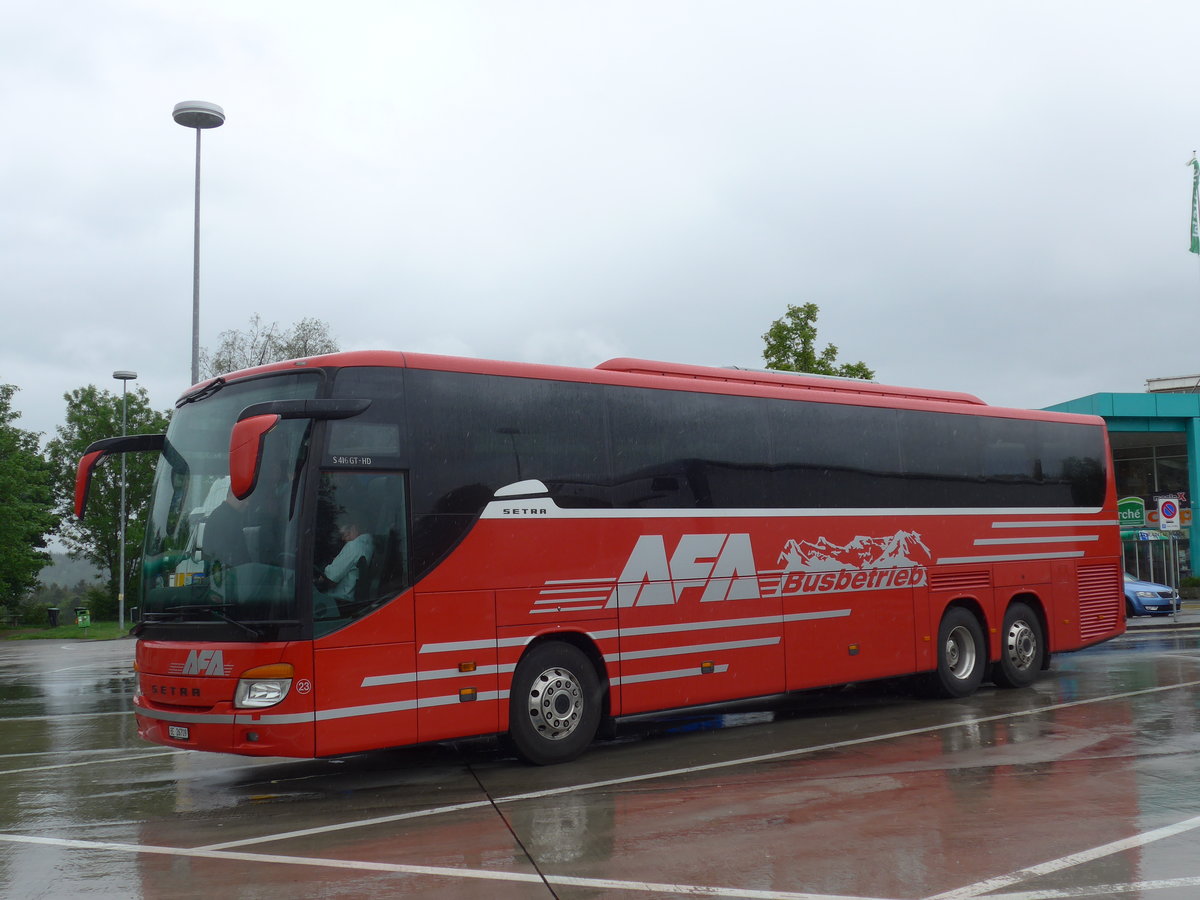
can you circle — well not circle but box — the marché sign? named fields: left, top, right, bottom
left=1119, top=496, right=1146, bottom=528
left=1119, top=495, right=1193, bottom=530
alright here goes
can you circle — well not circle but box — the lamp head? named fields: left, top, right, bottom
left=172, top=101, right=225, bottom=129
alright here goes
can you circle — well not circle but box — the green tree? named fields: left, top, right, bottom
left=761, top=303, right=876, bottom=380
left=0, top=384, right=56, bottom=610
left=45, top=385, right=171, bottom=617
left=201, top=314, right=339, bottom=379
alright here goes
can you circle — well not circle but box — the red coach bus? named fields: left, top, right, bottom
left=76, top=352, right=1124, bottom=765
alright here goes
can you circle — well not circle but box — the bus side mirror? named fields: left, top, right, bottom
left=229, top=398, right=372, bottom=499
left=75, top=434, right=167, bottom=518
left=229, top=414, right=280, bottom=500
left=75, top=450, right=108, bottom=519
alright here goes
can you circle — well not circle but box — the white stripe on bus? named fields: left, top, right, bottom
left=612, top=665, right=731, bottom=686
left=990, top=519, right=1118, bottom=528
left=936, top=551, right=1085, bottom=564
left=481, top=504, right=1107, bottom=520
left=610, top=637, right=781, bottom=662
left=973, top=535, right=1099, bottom=545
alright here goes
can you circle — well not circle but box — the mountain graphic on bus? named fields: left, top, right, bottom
left=778, top=531, right=931, bottom=572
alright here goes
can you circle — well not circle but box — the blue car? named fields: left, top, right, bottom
left=1124, top=572, right=1180, bottom=617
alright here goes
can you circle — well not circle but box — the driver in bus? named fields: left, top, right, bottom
left=313, top=520, right=374, bottom=617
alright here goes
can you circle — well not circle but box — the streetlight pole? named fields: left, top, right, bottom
left=113, top=371, right=137, bottom=630
left=172, top=100, right=225, bottom=385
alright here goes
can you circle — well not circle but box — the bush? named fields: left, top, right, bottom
left=85, top=584, right=115, bottom=621
left=12, top=578, right=106, bottom=626
left=10, top=594, right=58, bottom=627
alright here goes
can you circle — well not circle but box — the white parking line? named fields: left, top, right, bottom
left=201, top=678, right=1200, bottom=852
left=924, top=813, right=1200, bottom=899
left=0, top=751, right=182, bottom=775
left=3, top=711, right=131, bottom=723
left=0, top=832, right=896, bottom=900
left=0, top=746, right=169, bottom=761
left=8, top=677, right=1200, bottom=900
left=203, top=799, right=497, bottom=848
left=984, top=877, right=1200, bottom=898
left=44, top=662, right=134, bottom=675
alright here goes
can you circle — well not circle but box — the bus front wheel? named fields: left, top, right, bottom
left=929, top=607, right=985, bottom=698
left=508, top=641, right=602, bottom=765
left=992, top=602, right=1044, bottom=689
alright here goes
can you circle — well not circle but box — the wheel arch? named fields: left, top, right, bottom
left=518, top=630, right=612, bottom=718
left=939, top=596, right=991, bottom=668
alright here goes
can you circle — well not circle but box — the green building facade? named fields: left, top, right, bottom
left=1046, top=392, right=1197, bottom=582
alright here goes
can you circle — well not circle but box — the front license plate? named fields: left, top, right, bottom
left=168, top=725, right=190, bottom=741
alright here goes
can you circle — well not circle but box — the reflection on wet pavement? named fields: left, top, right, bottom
left=2, top=632, right=1200, bottom=898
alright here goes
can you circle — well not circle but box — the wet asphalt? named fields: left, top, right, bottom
left=4, top=618, right=1200, bottom=899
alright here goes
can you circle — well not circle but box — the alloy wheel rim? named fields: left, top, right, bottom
left=1006, top=620, right=1037, bottom=670
left=946, top=625, right=977, bottom=680
left=526, top=666, right=584, bottom=741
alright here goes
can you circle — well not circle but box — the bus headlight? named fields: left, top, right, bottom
left=234, top=663, right=295, bottom=709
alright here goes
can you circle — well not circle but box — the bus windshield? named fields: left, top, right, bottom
left=140, top=372, right=321, bottom=636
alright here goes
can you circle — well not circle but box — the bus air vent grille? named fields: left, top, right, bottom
left=1077, top=563, right=1122, bottom=640
left=928, top=570, right=991, bottom=593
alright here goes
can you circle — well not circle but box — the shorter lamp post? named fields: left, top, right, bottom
left=113, top=370, right=137, bottom=629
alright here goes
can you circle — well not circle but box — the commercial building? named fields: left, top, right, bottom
left=1047, top=376, right=1199, bottom=583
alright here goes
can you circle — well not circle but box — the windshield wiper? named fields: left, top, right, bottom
left=150, top=603, right=265, bottom=639
left=177, top=377, right=226, bottom=407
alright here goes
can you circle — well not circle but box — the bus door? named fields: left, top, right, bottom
left=311, top=469, right=418, bottom=756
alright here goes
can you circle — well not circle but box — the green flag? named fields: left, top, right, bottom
left=1191, top=158, right=1200, bottom=254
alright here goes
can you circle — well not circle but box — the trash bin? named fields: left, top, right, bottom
left=74, top=607, right=90, bottom=628
left=47, top=607, right=60, bottom=627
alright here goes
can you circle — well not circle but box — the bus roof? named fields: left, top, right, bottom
left=192, top=350, right=1105, bottom=425
left=595, top=358, right=987, bottom=406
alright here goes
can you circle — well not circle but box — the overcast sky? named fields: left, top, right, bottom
left=5, top=1, right=1199, bottom=440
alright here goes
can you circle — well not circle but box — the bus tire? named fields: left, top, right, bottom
left=929, top=607, right=985, bottom=698
left=508, top=641, right=602, bottom=766
left=992, top=601, right=1043, bottom=689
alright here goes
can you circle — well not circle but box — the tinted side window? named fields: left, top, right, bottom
left=1032, top=420, right=1107, bottom=507
left=769, top=399, right=901, bottom=507
left=327, top=367, right=407, bottom=467
left=769, top=402, right=1107, bottom=509
left=972, top=417, right=1107, bottom=508
left=608, top=387, right=771, bottom=509
left=896, top=410, right=983, bottom=507
left=406, top=371, right=609, bottom=574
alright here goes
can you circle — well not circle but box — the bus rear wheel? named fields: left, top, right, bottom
left=508, top=641, right=602, bottom=766
left=928, top=607, right=985, bottom=698
left=992, top=602, right=1043, bottom=689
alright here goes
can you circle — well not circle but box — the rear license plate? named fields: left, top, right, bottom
left=168, top=725, right=190, bottom=740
